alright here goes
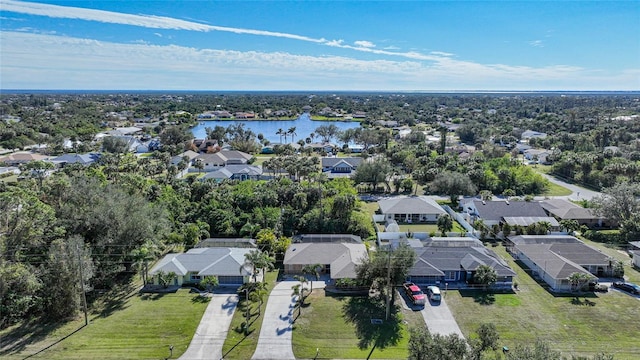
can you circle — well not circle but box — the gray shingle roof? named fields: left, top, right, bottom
left=321, top=157, right=363, bottom=168
left=378, top=196, right=446, bottom=215
left=283, top=243, right=368, bottom=279
left=411, top=245, right=515, bottom=277
left=150, top=247, right=252, bottom=277
left=515, top=244, right=595, bottom=280
left=540, top=199, right=600, bottom=220
left=473, top=200, right=547, bottom=222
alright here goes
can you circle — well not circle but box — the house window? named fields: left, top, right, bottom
left=190, top=274, right=201, bottom=281
left=445, top=271, right=457, bottom=281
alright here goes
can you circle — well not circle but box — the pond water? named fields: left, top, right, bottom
left=190, top=113, right=361, bottom=144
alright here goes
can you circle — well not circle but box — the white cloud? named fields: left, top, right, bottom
left=430, top=51, right=454, bottom=57
left=2, top=32, right=637, bottom=90
left=529, top=40, right=544, bottom=48
left=354, top=40, right=375, bottom=48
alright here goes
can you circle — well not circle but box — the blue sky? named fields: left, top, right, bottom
left=1, top=0, right=638, bottom=90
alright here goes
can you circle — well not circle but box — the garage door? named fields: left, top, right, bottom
left=219, top=276, right=244, bottom=285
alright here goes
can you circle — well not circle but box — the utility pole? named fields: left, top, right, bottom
left=76, top=245, right=88, bottom=326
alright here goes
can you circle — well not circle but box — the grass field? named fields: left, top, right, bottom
left=446, top=245, right=640, bottom=359
left=221, top=271, right=279, bottom=360
left=291, top=291, right=424, bottom=359
left=542, top=181, right=573, bottom=196
left=0, top=283, right=209, bottom=360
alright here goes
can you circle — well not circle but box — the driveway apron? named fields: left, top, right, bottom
left=251, top=281, right=298, bottom=359
left=179, top=292, right=239, bottom=360
left=420, top=297, right=465, bottom=338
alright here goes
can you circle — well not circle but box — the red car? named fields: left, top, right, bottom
left=403, top=282, right=426, bottom=305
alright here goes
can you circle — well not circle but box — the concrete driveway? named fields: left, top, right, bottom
left=178, top=290, right=239, bottom=360
left=420, top=296, right=465, bottom=338
left=251, top=281, right=298, bottom=360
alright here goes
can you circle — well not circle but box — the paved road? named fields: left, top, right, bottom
left=540, top=173, right=601, bottom=201
left=251, top=281, right=298, bottom=360
left=179, top=291, right=239, bottom=360
left=420, top=297, right=465, bottom=338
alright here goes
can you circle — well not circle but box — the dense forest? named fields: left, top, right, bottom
left=1, top=92, right=639, bottom=328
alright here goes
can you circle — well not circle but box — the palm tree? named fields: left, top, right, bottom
left=288, top=127, right=297, bottom=143
left=242, top=249, right=275, bottom=283
left=302, top=264, right=322, bottom=293
left=276, top=128, right=284, bottom=143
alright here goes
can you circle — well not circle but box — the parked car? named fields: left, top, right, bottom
left=403, top=282, right=426, bottom=305
left=612, top=281, right=640, bottom=295
left=426, top=286, right=442, bottom=301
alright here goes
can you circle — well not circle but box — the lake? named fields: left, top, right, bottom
left=190, top=113, right=361, bottom=144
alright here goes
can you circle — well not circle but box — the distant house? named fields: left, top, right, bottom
left=106, top=135, right=149, bottom=153
left=304, top=142, right=338, bottom=153
left=149, top=247, right=253, bottom=286
left=521, top=130, right=548, bottom=140
left=406, top=237, right=516, bottom=289
left=106, top=126, right=143, bottom=136
left=523, top=149, right=552, bottom=164
left=508, top=235, right=612, bottom=291
left=199, top=164, right=262, bottom=181
left=170, top=150, right=200, bottom=167
left=502, top=216, right=560, bottom=232
left=540, top=199, right=610, bottom=229
left=0, top=152, right=49, bottom=166
left=321, top=157, right=363, bottom=178
left=193, top=150, right=253, bottom=171
left=463, top=199, right=548, bottom=227
left=50, top=153, right=101, bottom=167
left=378, top=196, right=447, bottom=224
left=283, top=242, right=368, bottom=280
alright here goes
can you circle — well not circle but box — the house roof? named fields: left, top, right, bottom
left=321, top=157, right=363, bottom=168
left=283, top=243, right=368, bottom=279
left=0, top=152, right=49, bottom=163
left=171, top=150, right=200, bottom=165
left=503, top=216, right=560, bottom=227
left=472, top=200, right=547, bottom=222
left=411, top=245, right=515, bottom=277
left=508, top=235, right=581, bottom=245
left=200, top=164, right=262, bottom=180
left=540, top=199, right=600, bottom=220
left=521, top=130, right=547, bottom=139
left=515, top=244, right=595, bottom=280
left=195, top=150, right=252, bottom=164
left=106, top=127, right=142, bottom=136
left=196, top=238, right=257, bottom=248
left=51, top=153, right=100, bottom=165
left=629, top=241, right=640, bottom=250
left=150, top=247, right=252, bottom=277
left=378, top=196, right=446, bottom=215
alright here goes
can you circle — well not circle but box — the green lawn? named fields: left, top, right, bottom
left=221, top=271, right=279, bottom=360
left=446, top=245, right=640, bottom=359
left=1, top=284, right=210, bottom=360
left=542, top=181, right=573, bottom=196
left=292, top=291, right=423, bottom=359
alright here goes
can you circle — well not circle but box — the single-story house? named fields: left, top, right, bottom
left=194, top=150, right=253, bottom=171
left=509, top=235, right=612, bottom=291
left=463, top=199, right=548, bottom=227
left=199, top=164, right=262, bottom=182
left=0, top=166, right=20, bottom=176
left=50, top=153, right=101, bottom=167
left=283, top=242, right=368, bottom=280
left=540, top=199, right=610, bottom=229
left=149, top=247, right=253, bottom=286
left=105, top=126, right=143, bottom=136
left=0, top=152, right=49, bottom=166
left=521, top=130, right=548, bottom=140
left=407, top=237, right=516, bottom=289
left=321, top=157, right=363, bottom=178
left=304, top=142, right=338, bottom=153
left=378, top=196, right=447, bottom=223
left=170, top=150, right=200, bottom=166
left=523, top=149, right=552, bottom=164
left=629, top=242, right=640, bottom=268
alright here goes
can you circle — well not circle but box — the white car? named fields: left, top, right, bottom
left=426, top=286, right=441, bottom=302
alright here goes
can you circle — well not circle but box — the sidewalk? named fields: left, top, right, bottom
left=178, top=292, right=238, bottom=360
